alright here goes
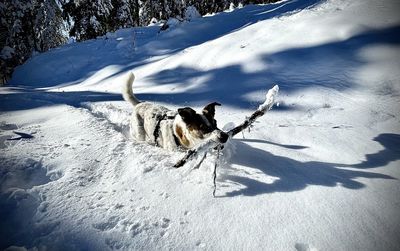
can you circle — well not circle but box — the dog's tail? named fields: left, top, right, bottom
left=122, top=72, right=141, bottom=106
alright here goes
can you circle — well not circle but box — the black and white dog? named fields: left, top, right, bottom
left=122, top=72, right=229, bottom=151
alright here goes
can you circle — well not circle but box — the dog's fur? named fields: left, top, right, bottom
left=122, top=72, right=228, bottom=151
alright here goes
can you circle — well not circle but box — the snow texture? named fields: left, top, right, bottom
left=0, top=46, right=15, bottom=60
left=1, top=0, right=400, bottom=250
left=184, top=6, right=201, bottom=21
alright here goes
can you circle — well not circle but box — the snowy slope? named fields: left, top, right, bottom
left=1, top=0, right=400, bottom=250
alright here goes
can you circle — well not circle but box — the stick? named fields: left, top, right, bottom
left=212, top=145, right=222, bottom=197
left=193, top=152, right=207, bottom=169
left=173, top=140, right=218, bottom=168
left=174, top=85, right=279, bottom=168
left=228, top=85, right=279, bottom=137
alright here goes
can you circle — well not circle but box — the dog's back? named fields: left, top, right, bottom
left=122, top=72, right=177, bottom=149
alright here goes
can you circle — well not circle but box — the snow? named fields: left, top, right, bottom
left=1, top=46, right=15, bottom=59
left=184, top=6, right=201, bottom=21
left=1, top=0, right=400, bottom=250
left=258, top=85, right=279, bottom=111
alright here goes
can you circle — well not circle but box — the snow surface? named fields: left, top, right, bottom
left=1, top=0, right=400, bottom=250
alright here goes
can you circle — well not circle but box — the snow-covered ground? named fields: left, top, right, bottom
left=1, top=0, right=400, bottom=250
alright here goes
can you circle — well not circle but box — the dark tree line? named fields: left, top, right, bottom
left=0, top=0, right=278, bottom=84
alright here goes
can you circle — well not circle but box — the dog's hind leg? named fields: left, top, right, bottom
left=131, top=113, right=146, bottom=141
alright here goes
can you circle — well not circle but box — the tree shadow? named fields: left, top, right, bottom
left=9, top=26, right=163, bottom=89
left=344, top=133, right=400, bottom=169
left=9, top=0, right=323, bottom=89
left=140, top=0, right=323, bottom=56
left=4, top=23, right=399, bottom=112
left=0, top=89, right=123, bottom=112
left=136, top=25, right=400, bottom=108
left=217, top=133, right=398, bottom=197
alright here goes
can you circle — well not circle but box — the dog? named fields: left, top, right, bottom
left=122, top=72, right=229, bottom=151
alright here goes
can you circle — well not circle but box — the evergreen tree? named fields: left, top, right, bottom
left=0, top=0, right=66, bottom=84
left=34, top=0, right=68, bottom=51
left=111, top=0, right=135, bottom=29
left=62, top=0, right=113, bottom=41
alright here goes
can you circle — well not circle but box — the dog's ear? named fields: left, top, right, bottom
left=178, top=107, right=197, bottom=124
left=202, top=102, right=221, bottom=119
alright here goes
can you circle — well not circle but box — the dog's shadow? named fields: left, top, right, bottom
left=217, top=133, right=398, bottom=197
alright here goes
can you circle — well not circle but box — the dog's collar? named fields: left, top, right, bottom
left=153, top=113, right=180, bottom=148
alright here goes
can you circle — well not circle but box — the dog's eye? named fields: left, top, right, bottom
left=199, top=124, right=213, bottom=133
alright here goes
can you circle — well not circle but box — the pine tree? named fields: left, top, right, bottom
left=62, top=0, right=114, bottom=41
left=111, top=0, right=135, bottom=29
left=0, top=0, right=66, bottom=84
left=34, top=0, right=68, bottom=51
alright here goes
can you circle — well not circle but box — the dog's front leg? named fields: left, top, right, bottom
left=161, top=127, right=178, bottom=151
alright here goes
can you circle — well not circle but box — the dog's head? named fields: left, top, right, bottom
left=174, top=102, right=229, bottom=148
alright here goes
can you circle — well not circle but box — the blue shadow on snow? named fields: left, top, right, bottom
left=137, top=25, right=400, bottom=109
left=9, top=0, right=323, bottom=89
left=0, top=90, right=123, bottom=112
left=217, top=133, right=399, bottom=197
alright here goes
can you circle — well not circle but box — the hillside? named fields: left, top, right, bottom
left=1, top=0, right=400, bottom=250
